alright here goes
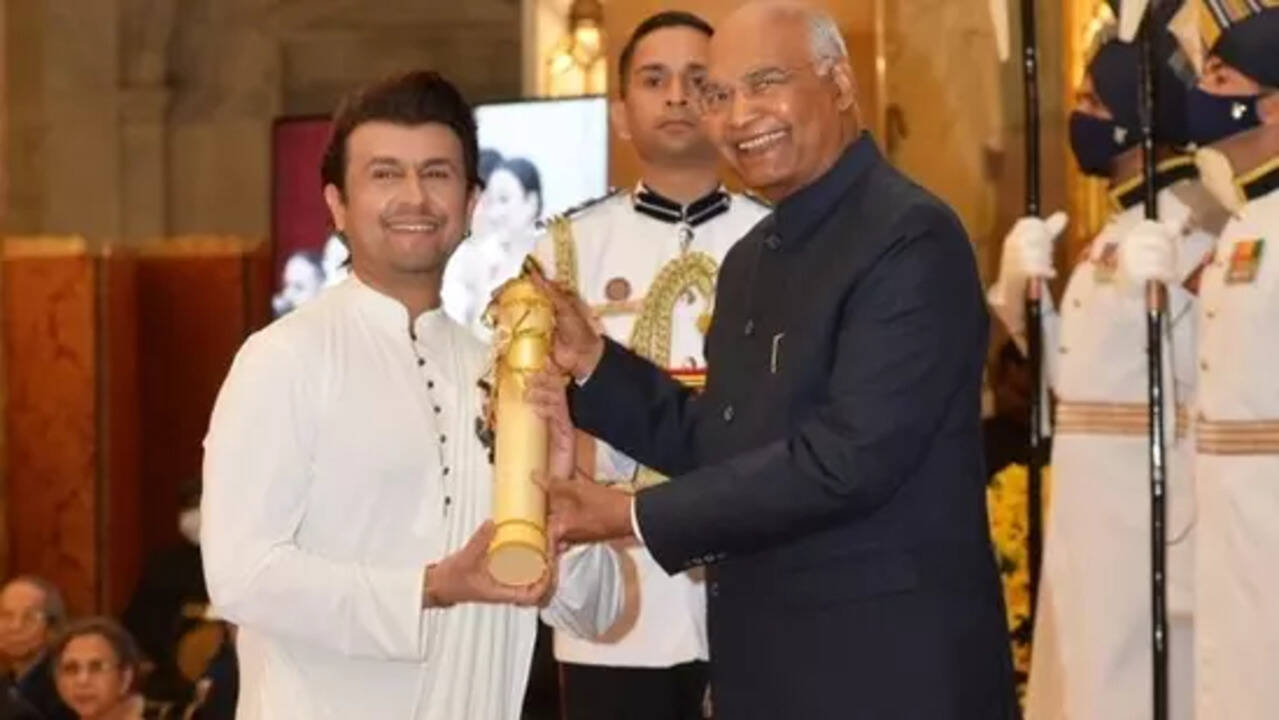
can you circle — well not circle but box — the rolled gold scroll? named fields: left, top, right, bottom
left=483, top=259, right=555, bottom=586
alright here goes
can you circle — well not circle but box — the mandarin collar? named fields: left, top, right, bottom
left=772, top=132, right=880, bottom=250
left=633, top=182, right=732, bottom=227
left=345, top=274, right=449, bottom=342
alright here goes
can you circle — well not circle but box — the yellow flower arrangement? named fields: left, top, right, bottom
left=986, top=462, right=1052, bottom=709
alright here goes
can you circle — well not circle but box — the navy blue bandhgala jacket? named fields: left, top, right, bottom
left=570, top=134, right=1016, bottom=719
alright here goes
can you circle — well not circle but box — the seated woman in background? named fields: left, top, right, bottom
left=52, top=618, right=176, bottom=720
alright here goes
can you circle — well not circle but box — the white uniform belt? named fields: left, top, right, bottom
left=1197, top=417, right=1279, bottom=455
left=1055, top=401, right=1189, bottom=439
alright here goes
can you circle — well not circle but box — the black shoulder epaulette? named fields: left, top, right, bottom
left=1108, top=155, right=1198, bottom=211
left=535, top=188, right=624, bottom=230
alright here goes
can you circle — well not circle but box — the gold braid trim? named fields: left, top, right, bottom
left=1236, top=155, right=1279, bottom=199
left=626, top=251, right=719, bottom=491
left=548, top=216, right=579, bottom=292
left=628, top=251, right=718, bottom=367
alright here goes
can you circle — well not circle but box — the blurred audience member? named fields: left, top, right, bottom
left=0, top=673, right=41, bottom=720
left=184, top=625, right=236, bottom=720
left=51, top=618, right=172, bottom=720
left=1, top=576, right=72, bottom=720
left=122, top=480, right=210, bottom=705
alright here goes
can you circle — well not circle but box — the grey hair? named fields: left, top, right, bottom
left=8, top=575, right=68, bottom=629
left=806, top=9, right=848, bottom=62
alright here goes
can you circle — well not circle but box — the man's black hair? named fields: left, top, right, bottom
left=320, top=70, right=479, bottom=195
left=617, top=11, right=714, bottom=97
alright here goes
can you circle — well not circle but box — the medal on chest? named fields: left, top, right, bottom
left=1224, top=238, right=1265, bottom=285
left=605, top=276, right=631, bottom=302
left=678, top=223, right=694, bottom=253
left=1093, top=242, right=1120, bottom=284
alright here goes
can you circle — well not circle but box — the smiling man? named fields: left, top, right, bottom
left=528, top=2, right=1015, bottom=718
left=201, top=70, right=622, bottom=720
left=530, top=12, right=768, bottom=720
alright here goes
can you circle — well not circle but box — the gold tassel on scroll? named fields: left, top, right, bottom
left=482, top=257, right=556, bottom=586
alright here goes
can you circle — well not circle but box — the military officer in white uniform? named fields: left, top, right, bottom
left=532, top=11, right=768, bottom=720
left=1120, top=6, right=1279, bottom=717
left=988, top=28, right=1226, bottom=720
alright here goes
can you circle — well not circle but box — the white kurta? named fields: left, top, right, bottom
left=1022, top=180, right=1219, bottom=720
left=1194, top=188, right=1279, bottom=720
left=533, top=187, right=769, bottom=668
left=202, top=276, right=622, bottom=720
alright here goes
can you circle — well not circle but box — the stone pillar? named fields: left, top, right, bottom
left=41, top=1, right=123, bottom=239
left=167, top=9, right=280, bottom=238
left=119, top=0, right=176, bottom=242
left=2, top=0, right=122, bottom=239
left=523, top=0, right=574, bottom=97
left=120, top=86, right=171, bottom=241
left=881, top=0, right=1018, bottom=284
left=3, top=0, right=49, bottom=235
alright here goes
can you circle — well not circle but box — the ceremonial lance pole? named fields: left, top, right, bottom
left=1019, top=0, right=1048, bottom=620
left=1125, top=0, right=1171, bottom=715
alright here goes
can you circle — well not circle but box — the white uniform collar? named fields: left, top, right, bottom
left=632, top=181, right=731, bottom=227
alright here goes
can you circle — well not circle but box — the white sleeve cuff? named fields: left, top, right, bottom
left=540, top=543, right=623, bottom=639
left=629, top=497, right=645, bottom=546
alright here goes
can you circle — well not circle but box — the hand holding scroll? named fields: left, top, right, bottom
left=528, top=369, right=576, bottom=484
left=424, top=521, right=557, bottom=608
left=527, top=264, right=605, bottom=382
left=526, top=369, right=635, bottom=545
left=484, top=264, right=556, bottom=586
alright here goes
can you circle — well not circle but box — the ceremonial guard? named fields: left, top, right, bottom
left=988, top=26, right=1226, bottom=719
left=1122, top=6, right=1279, bottom=717
left=532, top=11, right=769, bottom=720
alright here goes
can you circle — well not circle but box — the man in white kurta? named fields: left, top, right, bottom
left=204, top=277, right=622, bottom=720
left=201, top=70, right=621, bottom=720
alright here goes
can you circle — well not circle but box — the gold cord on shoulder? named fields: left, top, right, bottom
left=628, top=251, right=718, bottom=367
left=549, top=216, right=579, bottom=292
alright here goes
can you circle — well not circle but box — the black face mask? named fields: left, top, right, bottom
left=1187, top=87, right=1262, bottom=146
left=1069, top=111, right=1134, bottom=177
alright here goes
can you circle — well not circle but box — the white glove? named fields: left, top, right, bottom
left=1118, top=218, right=1179, bottom=289
left=998, top=211, right=1068, bottom=282
left=987, top=211, right=1068, bottom=341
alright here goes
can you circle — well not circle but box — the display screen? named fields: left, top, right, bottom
left=269, top=96, right=609, bottom=330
